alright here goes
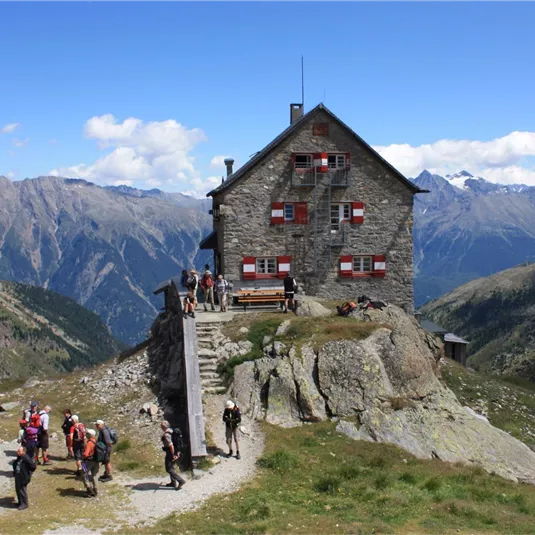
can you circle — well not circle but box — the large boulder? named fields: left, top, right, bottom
left=295, top=299, right=331, bottom=317
left=231, top=305, right=535, bottom=484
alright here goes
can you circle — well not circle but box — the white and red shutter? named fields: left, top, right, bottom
left=340, top=255, right=353, bottom=278
left=294, top=202, right=308, bottom=224
left=373, top=255, right=386, bottom=277
left=277, top=256, right=291, bottom=278
left=351, top=202, right=364, bottom=224
left=271, top=202, right=284, bottom=224
left=345, top=152, right=351, bottom=169
left=243, top=257, right=256, bottom=280
left=314, top=152, right=328, bottom=173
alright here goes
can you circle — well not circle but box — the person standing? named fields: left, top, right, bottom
left=222, top=400, right=241, bottom=459
left=160, top=421, right=186, bottom=490
left=35, top=405, right=52, bottom=465
left=283, top=273, right=298, bottom=313
left=180, top=269, right=189, bottom=290
left=61, top=408, right=74, bottom=460
left=215, top=274, right=230, bottom=313
left=70, top=415, right=86, bottom=476
left=187, top=269, right=199, bottom=308
left=12, top=446, right=36, bottom=510
left=81, top=429, right=99, bottom=497
left=200, top=269, right=216, bottom=311
left=23, top=401, right=39, bottom=423
left=96, top=420, right=113, bottom=482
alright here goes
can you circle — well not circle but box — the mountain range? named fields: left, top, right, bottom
left=420, top=262, right=535, bottom=381
left=0, top=280, right=121, bottom=378
left=0, top=176, right=212, bottom=344
left=412, top=169, right=535, bottom=306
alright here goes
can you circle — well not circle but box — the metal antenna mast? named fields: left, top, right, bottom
left=301, top=55, right=305, bottom=108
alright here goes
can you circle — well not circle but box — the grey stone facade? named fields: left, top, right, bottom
left=208, top=106, right=420, bottom=312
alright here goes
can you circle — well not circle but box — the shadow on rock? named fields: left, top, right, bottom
left=0, top=470, right=14, bottom=478
left=0, top=496, right=18, bottom=509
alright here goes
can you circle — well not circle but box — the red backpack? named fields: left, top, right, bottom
left=74, top=423, right=86, bottom=442
left=30, top=413, right=41, bottom=428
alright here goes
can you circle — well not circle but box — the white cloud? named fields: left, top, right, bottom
left=374, top=131, right=535, bottom=185
left=12, top=138, right=29, bottom=148
left=51, top=114, right=207, bottom=189
left=210, top=155, right=229, bottom=168
left=1, top=123, right=20, bottom=134
left=182, top=176, right=222, bottom=198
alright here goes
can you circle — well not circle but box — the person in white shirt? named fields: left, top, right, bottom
left=35, top=405, right=52, bottom=465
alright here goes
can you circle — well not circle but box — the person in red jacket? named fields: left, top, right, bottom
left=200, top=269, right=215, bottom=312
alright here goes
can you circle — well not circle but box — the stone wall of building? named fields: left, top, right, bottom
left=212, top=109, right=416, bottom=312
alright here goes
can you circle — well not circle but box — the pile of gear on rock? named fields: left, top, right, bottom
left=336, top=295, right=388, bottom=317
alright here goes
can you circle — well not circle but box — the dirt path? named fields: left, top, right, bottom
left=115, top=393, right=264, bottom=526
left=0, top=440, right=18, bottom=511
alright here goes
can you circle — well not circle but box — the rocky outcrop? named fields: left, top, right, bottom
left=231, top=305, right=535, bottom=483
left=295, top=299, right=332, bottom=318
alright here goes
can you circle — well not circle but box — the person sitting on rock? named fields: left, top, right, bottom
left=222, top=400, right=241, bottom=459
left=183, top=291, right=196, bottom=319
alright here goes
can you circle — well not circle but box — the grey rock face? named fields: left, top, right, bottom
left=232, top=305, right=535, bottom=483
left=295, top=299, right=332, bottom=318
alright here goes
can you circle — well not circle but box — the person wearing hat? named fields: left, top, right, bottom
left=222, top=400, right=242, bottom=459
left=160, top=420, right=186, bottom=490
left=23, top=401, right=39, bottom=423
left=82, top=429, right=99, bottom=497
left=96, top=420, right=113, bottom=482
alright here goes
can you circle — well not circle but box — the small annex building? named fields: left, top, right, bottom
left=200, top=103, right=427, bottom=312
left=420, top=319, right=469, bottom=366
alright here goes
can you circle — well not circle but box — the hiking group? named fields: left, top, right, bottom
left=180, top=264, right=298, bottom=316
left=14, top=402, right=117, bottom=508
left=12, top=399, right=242, bottom=509
left=181, top=264, right=230, bottom=318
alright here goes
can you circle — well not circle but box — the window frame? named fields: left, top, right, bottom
left=328, top=154, right=346, bottom=169
left=294, top=154, right=313, bottom=169
left=256, top=257, right=277, bottom=275
left=284, top=203, right=295, bottom=222
left=330, top=203, right=352, bottom=230
left=352, top=255, right=373, bottom=274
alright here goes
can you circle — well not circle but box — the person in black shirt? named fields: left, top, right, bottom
left=12, top=446, right=36, bottom=510
left=283, top=273, right=297, bottom=313
left=62, top=408, right=74, bottom=460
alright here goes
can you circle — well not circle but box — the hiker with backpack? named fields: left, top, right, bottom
left=160, top=420, right=186, bottom=490
left=23, top=401, right=39, bottom=423
left=187, top=269, right=199, bottom=301
left=81, top=429, right=100, bottom=497
left=222, top=400, right=242, bottom=459
left=96, top=419, right=116, bottom=482
left=12, top=446, right=36, bottom=510
left=200, top=269, right=216, bottom=312
left=283, top=273, right=298, bottom=313
left=62, top=408, right=74, bottom=460
left=22, top=416, right=40, bottom=460
left=35, top=405, right=52, bottom=465
left=215, top=274, right=230, bottom=313
left=70, top=415, right=86, bottom=475
left=180, top=269, right=189, bottom=290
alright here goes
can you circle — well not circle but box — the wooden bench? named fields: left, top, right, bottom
left=236, top=289, right=285, bottom=311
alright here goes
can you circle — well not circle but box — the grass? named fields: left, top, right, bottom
left=218, top=312, right=381, bottom=378
left=119, top=421, right=535, bottom=535
left=441, top=358, right=535, bottom=449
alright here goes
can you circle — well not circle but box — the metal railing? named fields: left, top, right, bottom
left=290, top=167, right=349, bottom=187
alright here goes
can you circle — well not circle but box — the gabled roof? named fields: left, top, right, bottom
left=444, top=333, right=469, bottom=345
left=207, top=103, right=426, bottom=197
left=421, top=320, right=448, bottom=335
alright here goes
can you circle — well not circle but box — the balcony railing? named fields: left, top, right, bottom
left=329, top=225, right=348, bottom=247
left=290, top=167, right=349, bottom=187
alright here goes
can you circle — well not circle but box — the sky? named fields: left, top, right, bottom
left=2, top=2, right=535, bottom=195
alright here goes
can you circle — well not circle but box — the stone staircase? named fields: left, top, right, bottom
left=195, top=321, right=227, bottom=395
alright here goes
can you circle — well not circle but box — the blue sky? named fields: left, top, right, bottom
left=2, top=2, right=535, bottom=193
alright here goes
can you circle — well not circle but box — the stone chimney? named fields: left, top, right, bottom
left=290, top=103, right=304, bottom=125
left=414, top=311, right=422, bottom=325
left=224, top=158, right=234, bottom=177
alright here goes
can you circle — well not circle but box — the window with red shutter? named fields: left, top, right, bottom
left=271, top=202, right=284, bottom=224
left=294, top=202, right=308, bottom=224
left=243, top=257, right=256, bottom=280
left=351, top=202, right=364, bottom=224
left=372, top=255, right=386, bottom=277
left=277, top=256, right=291, bottom=278
left=340, top=255, right=353, bottom=278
